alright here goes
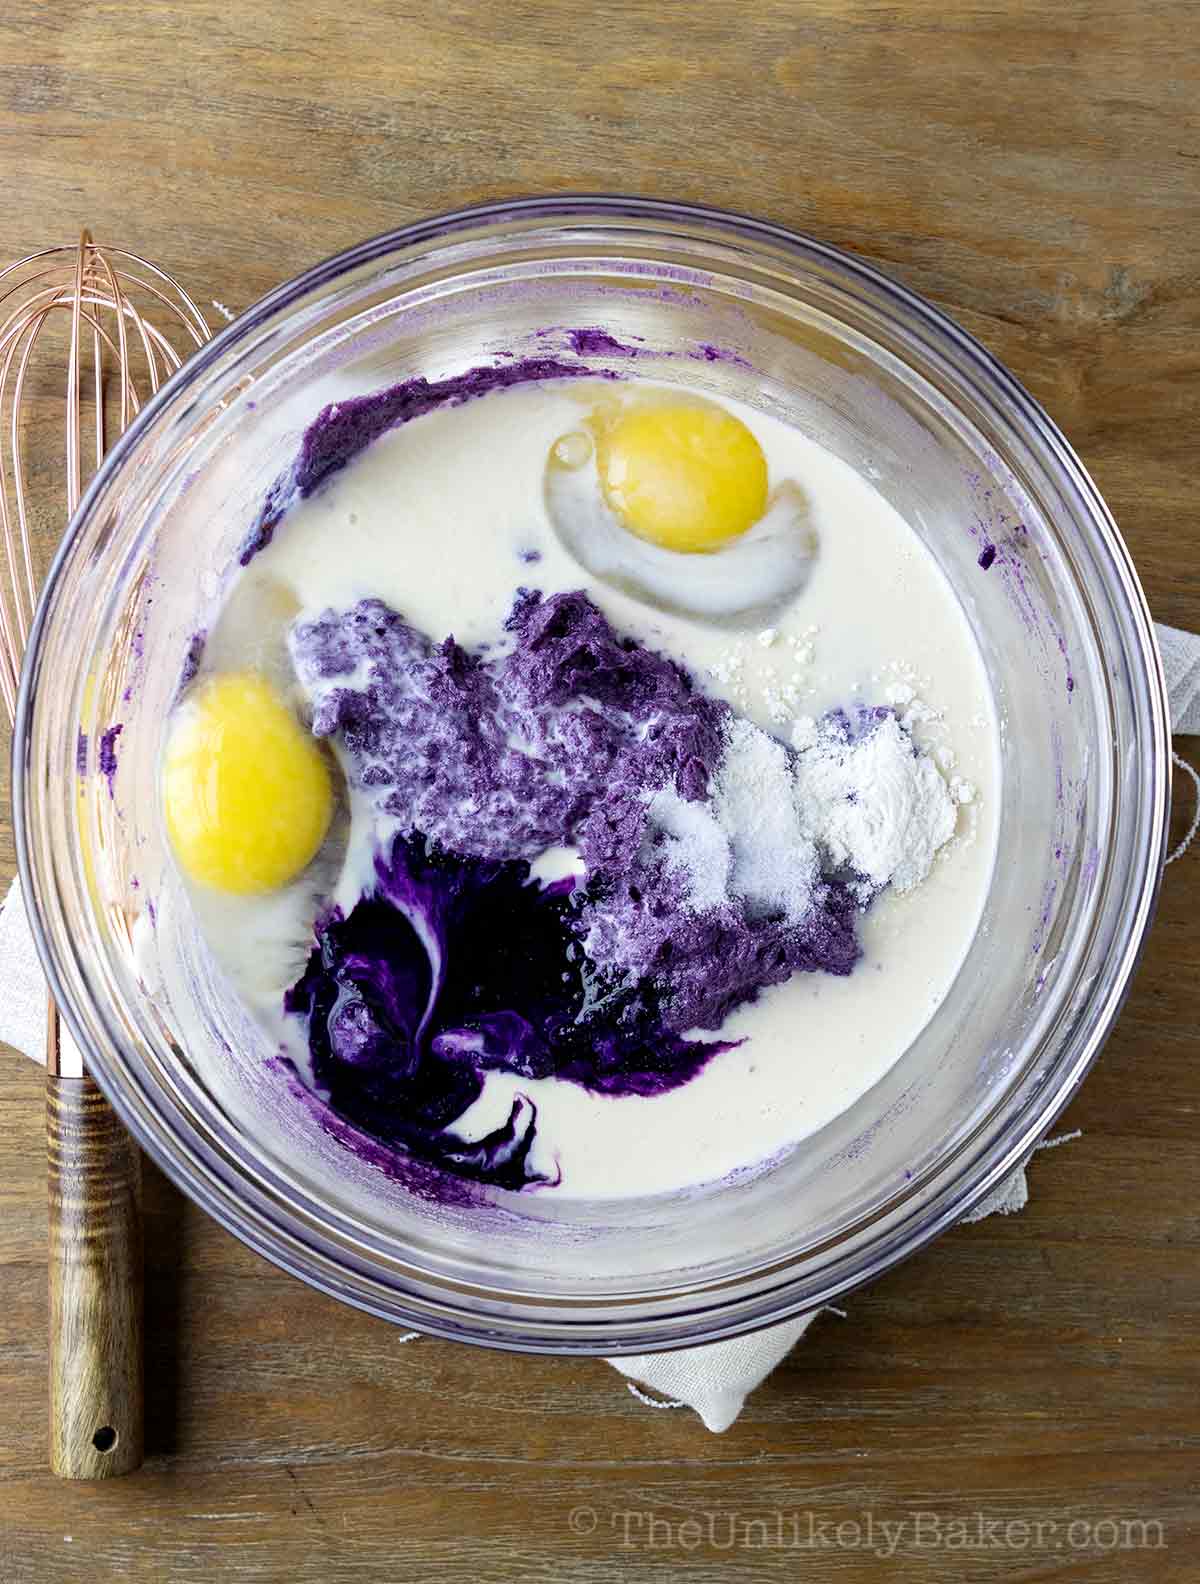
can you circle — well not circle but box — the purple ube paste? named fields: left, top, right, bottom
left=77, top=725, right=123, bottom=791
left=178, top=629, right=207, bottom=690
left=284, top=834, right=724, bottom=1191
left=295, top=358, right=609, bottom=500
left=238, top=475, right=292, bottom=566
left=563, top=325, right=751, bottom=369
left=566, top=327, right=643, bottom=358
left=286, top=590, right=861, bottom=1190
left=98, top=724, right=123, bottom=796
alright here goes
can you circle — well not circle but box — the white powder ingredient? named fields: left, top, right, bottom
left=652, top=585, right=960, bottom=919
left=647, top=718, right=819, bottom=923
left=713, top=717, right=821, bottom=920
left=790, top=714, right=819, bottom=751
left=898, top=698, right=941, bottom=731
left=645, top=707, right=960, bottom=921
left=793, top=713, right=957, bottom=893
left=646, top=785, right=732, bottom=912
left=707, top=648, right=744, bottom=687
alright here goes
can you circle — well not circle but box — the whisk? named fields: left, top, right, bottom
left=0, top=232, right=211, bottom=1478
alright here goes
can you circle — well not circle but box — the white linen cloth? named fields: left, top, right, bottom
left=1158, top=622, right=1200, bottom=734
left=2, top=623, right=1196, bottom=1430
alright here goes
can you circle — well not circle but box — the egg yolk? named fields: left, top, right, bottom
left=163, top=672, right=332, bottom=895
left=595, top=399, right=769, bottom=553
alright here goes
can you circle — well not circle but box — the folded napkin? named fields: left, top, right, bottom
left=2, top=623, right=1196, bottom=1431
left=608, top=1128, right=1098, bottom=1428
left=1158, top=622, right=1200, bottom=734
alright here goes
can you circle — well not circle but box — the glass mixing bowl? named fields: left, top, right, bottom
left=14, top=198, right=1170, bottom=1352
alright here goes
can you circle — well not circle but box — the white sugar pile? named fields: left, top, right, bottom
left=649, top=717, right=820, bottom=922
left=649, top=784, right=733, bottom=912
left=646, top=708, right=959, bottom=919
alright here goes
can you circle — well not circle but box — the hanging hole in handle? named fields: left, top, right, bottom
left=92, top=1426, right=118, bottom=1453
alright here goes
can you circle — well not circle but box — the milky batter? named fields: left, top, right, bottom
left=172, top=369, right=999, bottom=1200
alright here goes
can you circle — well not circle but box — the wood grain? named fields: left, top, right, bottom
left=1, top=0, right=1198, bottom=1578
left=45, top=1075, right=144, bottom=1480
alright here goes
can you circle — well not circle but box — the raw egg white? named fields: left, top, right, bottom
left=545, top=392, right=817, bottom=625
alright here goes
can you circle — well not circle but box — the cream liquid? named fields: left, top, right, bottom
left=190, top=378, right=999, bottom=1199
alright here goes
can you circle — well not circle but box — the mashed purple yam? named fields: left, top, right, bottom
left=286, top=589, right=861, bottom=1191
left=294, top=588, right=724, bottom=865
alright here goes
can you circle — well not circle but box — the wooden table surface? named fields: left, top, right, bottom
left=2, top=2, right=1198, bottom=1579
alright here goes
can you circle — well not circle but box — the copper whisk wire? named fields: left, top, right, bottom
left=0, top=230, right=211, bottom=723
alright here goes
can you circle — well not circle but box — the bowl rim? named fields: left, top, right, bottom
left=14, top=194, right=1172, bottom=1351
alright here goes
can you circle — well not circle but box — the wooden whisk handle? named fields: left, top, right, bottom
left=46, top=1074, right=144, bottom=1478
